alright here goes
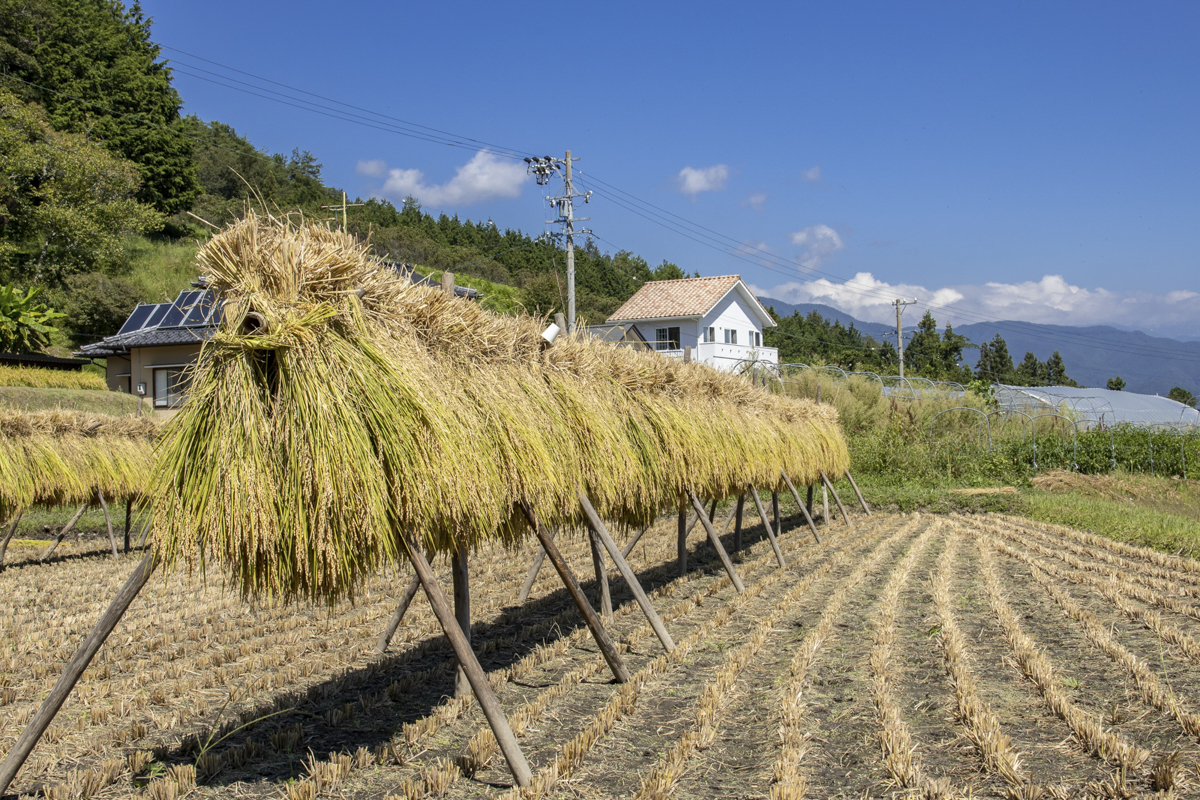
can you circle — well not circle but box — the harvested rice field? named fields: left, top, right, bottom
left=3, top=505, right=1200, bottom=799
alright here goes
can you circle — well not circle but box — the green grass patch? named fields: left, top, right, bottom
left=412, top=265, right=524, bottom=316
left=0, top=386, right=142, bottom=415
left=1014, top=491, right=1200, bottom=559
left=127, top=237, right=202, bottom=303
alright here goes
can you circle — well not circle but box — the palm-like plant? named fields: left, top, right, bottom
left=0, top=285, right=66, bottom=353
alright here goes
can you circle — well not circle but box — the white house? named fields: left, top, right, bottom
left=604, top=275, right=778, bottom=371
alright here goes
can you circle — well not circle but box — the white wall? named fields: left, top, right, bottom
left=700, top=291, right=763, bottom=346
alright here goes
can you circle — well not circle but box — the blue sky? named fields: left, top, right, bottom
left=144, top=1, right=1200, bottom=339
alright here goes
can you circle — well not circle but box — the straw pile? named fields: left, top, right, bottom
left=154, top=212, right=848, bottom=602
left=0, top=410, right=156, bottom=517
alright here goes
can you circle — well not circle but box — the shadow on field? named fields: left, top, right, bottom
left=146, top=511, right=814, bottom=790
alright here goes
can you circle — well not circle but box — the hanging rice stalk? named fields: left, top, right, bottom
left=153, top=212, right=849, bottom=603
left=0, top=410, right=155, bottom=518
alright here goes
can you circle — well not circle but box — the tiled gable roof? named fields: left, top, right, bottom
left=607, top=275, right=742, bottom=322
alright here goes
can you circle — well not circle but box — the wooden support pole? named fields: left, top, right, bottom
left=0, top=552, right=157, bottom=797
left=844, top=469, right=873, bottom=516
left=588, top=530, right=612, bottom=620
left=688, top=491, right=745, bottom=592
left=0, top=511, right=22, bottom=568
left=123, top=499, right=132, bottom=553
left=747, top=486, right=787, bottom=568
left=620, top=523, right=651, bottom=559
left=517, top=547, right=547, bottom=603
left=772, top=491, right=780, bottom=535
left=682, top=496, right=716, bottom=538
left=733, top=494, right=745, bottom=551
left=822, top=481, right=830, bottom=525
left=820, top=471, right=854, bottom=529
left=520, top=502, right=630, bottom=683
left=135, top=512, right=153, bottom=549
left=451, top=548, right=472, bottom=698
left=375, top=575, right=422, bottom=655
left=676, top=507, right=687, bottom=576
left=96, top=491, right=118, bottom=560
left=781, top=471, right=821, bottom=544
left=404, top=539, right=531, bottom=787
left=717, top=500, right=737, bottom=536
left=579, top=493, right=675, bottom=653
left=806, top=483, right=814, bottom=516
left=39, top=503, right=88, bottom=563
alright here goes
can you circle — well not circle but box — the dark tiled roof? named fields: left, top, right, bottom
left=0, top=352, right=91, bottom=370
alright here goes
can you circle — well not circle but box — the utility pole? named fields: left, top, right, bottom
left=526, top=152, right=591, bottom=333
left=893, top=298, right=916, bottom=379
left=320, top=191, right=365, bottom=233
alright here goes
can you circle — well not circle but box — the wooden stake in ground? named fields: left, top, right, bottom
left=375, top=575, right=422, bottom=655
left=620, top=523, right=651, bottom=559
left=746, top=486, right=787, bottom=567
left=772, top=491, right=780, bottom=535
left=806, top=483, right=814, bottom=516
left=0, top=511, right=22, bottom=568
left=0, top=552, right=158, bottom=797
left=404, top=537, right=532, bottom=787
left=676, top=507, right=688, bottom=576
left=588, top=530, right=612, bottom=620
left=95, top=491, right=118, bottom=559
left=39, top=502, right=89, bottom=563
left=688, top=491, right=745, bottom=592
left=123, top=499, right=132, bottom=553
left=844, top=469, right=873, bottom=516
left=519, top=502, right=630, bottom=683
left=822, top=481, right=830, bottom=525
left=820, top=470, right=853, bottom=529
left=135, top=512, right=153, bottom=549
left=781, top=471, right=821, bottom=544
left=733, top=494, right=745, bottom=550
left=517, top=547, right=547, bottom=603
left=578, top=492, right=675, bottom=653
left=451, top=549, right=472, bottom=698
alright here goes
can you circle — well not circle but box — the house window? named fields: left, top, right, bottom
left=702, top=326, right=715, bottom=343
left=153, top=368, right=190, bottom=408
left=724, top=329, right=737, bottom=345
left=751, top=331, right=762, bottom=347
left=655, top=326, right=680, bottom=351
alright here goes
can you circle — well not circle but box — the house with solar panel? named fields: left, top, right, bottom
left=600, top=275, right=778, bottom=371
left=77, top=264, right=478, bottom=412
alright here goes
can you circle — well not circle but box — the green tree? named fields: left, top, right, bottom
left=651, top=260, right=686, bottom=281
left=1106, top=376, right=1126, bottom=391
left=1014, top=351, right=1046, bottom=386
left=1167, top=387, right=1197, bottom=408
left=0, top=88, right=163, bottom=283
left=1, top=0, right=199, bottom=214
left=0, top=284, right=64, bottom=352
left=975, top=333, right=1014, bottom=382
left=61, top=272, right=139, bottom=337
left=1045, top=350, right=1078, bottom=387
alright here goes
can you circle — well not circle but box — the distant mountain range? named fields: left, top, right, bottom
left=757, top=297, right=1200, bottom=396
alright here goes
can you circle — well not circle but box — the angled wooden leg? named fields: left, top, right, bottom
left=375, top=575, right=422, bottom=655
left=588, top=530, right=612, bottom=620
left=689, top=491, right=745, bottom=593
left=405, top=539, right=531, bottom=787
left=781, top=471, right=821, bottom=544
left=806, top=483, right=814, bottom=516
left=747, top=486, right=787, bottom=568
left=844, top=470, right=873, bottom=516
left=451, top=548, right=471, bottom=698
left=620, top=523, right=651, bottom=560
left=772, top=491, right=780, bottom=536
left=820, top=471, right=854, bottom=530
left=822, top=482, right=830, bottom=525
left=733, top=494, right=745, bottom=551
left=579, top=493, right=675, bottom=653
left=96, top=491, right=118, bottom=559
left=40, top=503, right=88, bottom=563
left=520, top=502, right=630, bottom=683
left=0, top=511, right=22, bottom=569
left=135, top=512, right=153, bottom=549
left=0, top=552, right=157, bottom=797
left=123, top=500, right=132, bottom=553
left=517, top=547, right=547, bottom=603
left=676, top=508, right=687, bottom=577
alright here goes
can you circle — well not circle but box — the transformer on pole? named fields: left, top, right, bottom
left=526, top=151, right=591, bottom=333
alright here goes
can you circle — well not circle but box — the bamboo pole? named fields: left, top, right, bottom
left=578, top=493, right=675, bottom=653
left=844, top=469, right=873, bottom=516
left=733, top=494, right=745, bottom=551
left=517, top=547, right=547, bottom=603
left=0, top=552, right=157, bottom=797
left=375, top=576, right=422, bottom=654
left=620, top=523, right=651, bottom=559
left=39, top=503, right=89, bottom=563
left=96, top=491, right=118, bottom=560
left=781, top=471, right=821, bottom=544
left=688, top=491, right=745, bottom=592
left=0, top=511, right=22, bottom=568
left=747, top=486, right=787, bottom=567
left=404, top=538, right=532, bottom=787
left=519, top=502, right=630, bottom=683
left=451, top=549, right=471, bottom=698
left=588, top=530, right=612, bottom=620
left=676, top=507, right=687, bottom=576
left=820, top=471, right=853, bottom=529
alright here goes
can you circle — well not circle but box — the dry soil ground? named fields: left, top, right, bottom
left=3, top=504, right=1200, bottom=799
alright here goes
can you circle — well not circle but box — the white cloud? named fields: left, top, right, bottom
left=743, top=192, right=768, bottom=211
left=355, top=159, right=387, bottom=178
left=802, top=164, right=822, bottom=183
left=790, top=224, right=844, bottom=271
left=367, top=150, right=529, bottom=207
left=676, top=164, right=729, bottom=197
left=763, top=272, right=1200, bottom=339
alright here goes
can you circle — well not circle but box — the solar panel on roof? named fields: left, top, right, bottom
left=117, top=305, right=154, bottom=335
left=143, top=303, right=170, bottom=329
left=182, top=290, right=218, bottom=326
left=158, top=290, right=199, bottom=328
